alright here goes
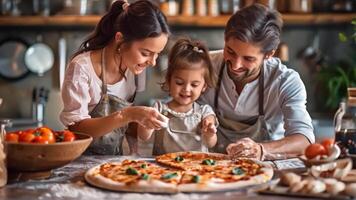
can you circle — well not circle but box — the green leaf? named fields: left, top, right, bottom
left=161, top=172, right=178, bottom=179
left=202, top=159, right=216, bottom=166
left=231, top=167, right=245, bottom=175
left=141, top=164, right=147, bottom=169
left=141, top=173, right=149, bottom=180
left=126, top=167, right=139, bottom=175
left=174, top=156, right=184, bottom=162
left=339, top=33, right=348, bottom=42
left=192, top=175, right=200, bottom=183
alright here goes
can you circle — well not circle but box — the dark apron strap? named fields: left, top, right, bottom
left=214, top=61, right=226, bottom=110
left=214, top=61, right=265, bottom=116
left=100, top=48, right=108, bottom=97
left=258, top=63, right=264, bottom=116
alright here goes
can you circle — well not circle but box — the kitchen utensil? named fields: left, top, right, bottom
left=0, top=38, right=30, bottom=81
left=24, top=42, right=54, bottom=76
left=298, top=33, right=324, bottom=73
left=6, top=132, right=92, bottom=174
left=10, top=0, right=21, bottom=16
left=1, top=0, right=11, bottom=15
left=58, top=37, right=67, bottom=89
left=31, top=87, right=50, bottom=126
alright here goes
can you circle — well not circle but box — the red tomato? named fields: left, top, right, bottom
left=33, top=127, right=56, bottom=144
left=33, top=136, right=49, bottom=144
left=305, top=143, right=327, bottom=159
left=55, top=130, right=76, bottom=142
left=321, top=138, right=335, bottom=155
left=19, top=130, right=36, bottom=143
left=5, top=133, right=19, bottom=142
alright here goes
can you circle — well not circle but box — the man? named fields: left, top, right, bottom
left=199, top=4, right=314, bottom=160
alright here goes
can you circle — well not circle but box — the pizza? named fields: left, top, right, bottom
left=85, top=151, right=273, bottom=193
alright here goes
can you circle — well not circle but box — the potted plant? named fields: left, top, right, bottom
left=316, top=19, right=356, bottom=110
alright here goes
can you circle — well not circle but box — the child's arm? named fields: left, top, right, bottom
left=201, top=114, right=217, bottom=148
left=137, top=124, right=155, bottom=141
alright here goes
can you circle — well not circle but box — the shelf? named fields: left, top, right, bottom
left=0, top=13, right=354, bottom=27
left=169, top=13, right=355, bottom=27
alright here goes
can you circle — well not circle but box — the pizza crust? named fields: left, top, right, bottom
left=85, top=164, right=179, bottom=193
left=84, top=152, right=274, bottom=193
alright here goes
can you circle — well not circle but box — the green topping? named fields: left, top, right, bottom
left=126, top=167, right=139, bottom=175
left=161, top=172, right=178, bottom=180
left=192, top=175, right=200, bottom=183
left=141, top=164, right=147, bottom=169
left=141, top=173, right=150, bottom=180
left=174, top=156, right=184, bottom=162
left=202, top=159, right=216, bottom=166
left=232, top=167, right=245, bottom=175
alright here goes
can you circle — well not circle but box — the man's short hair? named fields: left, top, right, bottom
left=225, top=3, right=283, bottom=54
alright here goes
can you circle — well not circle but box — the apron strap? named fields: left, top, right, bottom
left=258, top=63, right=264, bottom=116
left=100, top=48, right=108, bottom=96
left=214, top=61, right=226, bottom=110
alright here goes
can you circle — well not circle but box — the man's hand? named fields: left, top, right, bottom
left=226, top=137, right=263, bottom=160
left=201, top=115, right=217, bottom=137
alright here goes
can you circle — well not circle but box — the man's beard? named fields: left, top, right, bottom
left=226, top=60, right=261, bottom=84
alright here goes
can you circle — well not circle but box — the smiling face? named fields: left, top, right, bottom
left=224, top=38, right=266, bottom=84
left=169, top=64, right=207, bottom=109
left=121, top=34, right=168, bottom=75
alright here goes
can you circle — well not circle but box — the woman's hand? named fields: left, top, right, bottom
left=226, top=137, right=263, bottom=160
left=125, top=106, right=168, bottom=130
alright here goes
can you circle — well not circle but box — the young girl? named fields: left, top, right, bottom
left=138, top=38, right=218, bottom=155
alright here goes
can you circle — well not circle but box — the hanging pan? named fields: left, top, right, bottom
left=24, top=41, right=54, bottom=76
left=0, top=37, right=30, bottom=81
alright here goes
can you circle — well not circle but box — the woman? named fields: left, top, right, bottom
left=60, top=0, right=170, bottom=155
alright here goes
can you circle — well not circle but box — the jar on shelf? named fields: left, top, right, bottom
left=159, top=0, right=179, bottom=16
left=220, top=0, right=241, bottom=14
left=334, top=88, right=356, bottom=157
left=288, top=0, right=313, bottom=13
left=181, top=0, right=194, bottom=16
left=207, top=0, right=219, bottom=16
left=195, top=0, right=207, bottom=16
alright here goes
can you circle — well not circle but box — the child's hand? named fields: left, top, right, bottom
left=201, top=115, right=217, bottom=137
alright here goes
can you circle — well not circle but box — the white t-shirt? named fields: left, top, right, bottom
left=60, top=51, right=140, bottom=127
left=199, top=50, right=315, bottom=143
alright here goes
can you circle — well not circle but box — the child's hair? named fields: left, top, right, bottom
left=162, top=38, right=216, bottom=91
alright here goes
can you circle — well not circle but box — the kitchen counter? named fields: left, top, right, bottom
left=0, top=156, right=310, bottom=200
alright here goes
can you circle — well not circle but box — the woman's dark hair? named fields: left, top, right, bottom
left=73, top=0, right=170, bottom=57
left=162, top=37, right=216, bottom=91
left=225, top=3, right=283, bottom=54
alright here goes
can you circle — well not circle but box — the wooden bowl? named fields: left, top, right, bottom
left=5, top=132, right=92, bottom=172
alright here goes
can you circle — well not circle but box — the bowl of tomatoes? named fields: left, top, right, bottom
left=4, top=127, right=92, bottom=172
left=299, top=138, right=341, bottom=167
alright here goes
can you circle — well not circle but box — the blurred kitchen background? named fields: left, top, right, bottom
left=0, top=0, right=355, bottom=142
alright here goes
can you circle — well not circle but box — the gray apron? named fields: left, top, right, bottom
left=152, top=101, right=207, bottom=155
left=213, top=62, right=271, bottom=153
left=85, top=49, right=142, bottom=155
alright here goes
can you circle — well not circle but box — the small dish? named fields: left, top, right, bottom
left=299, top=155, right=334, bottom=168
left=310, top=158, right=352, bottom=179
